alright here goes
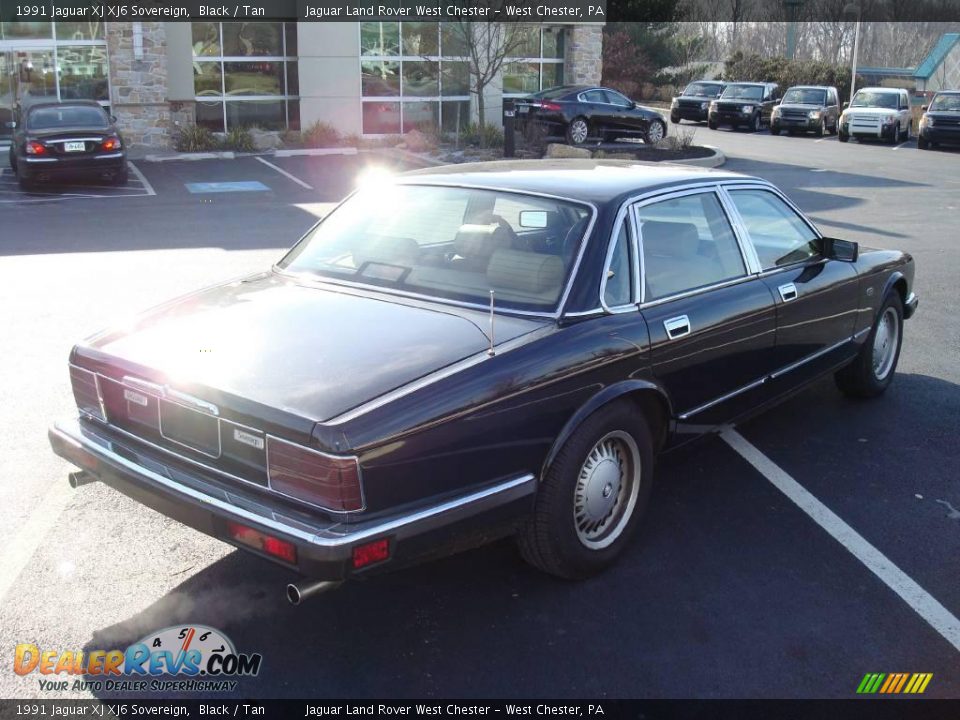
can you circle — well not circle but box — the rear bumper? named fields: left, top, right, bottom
left=49, top=416, right=536, bottom=580
left=19, top=153, right=126, bottom=177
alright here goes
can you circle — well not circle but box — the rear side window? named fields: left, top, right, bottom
left=603, top=221, right=634, bottom=307
left=636, top=192, right=746, bottom=302
left=581, top=90, right=606, bottom=103
left=728, top=190, right=819, bottom=270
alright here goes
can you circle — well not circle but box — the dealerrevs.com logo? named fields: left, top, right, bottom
left=14, top=625, right=262, bottom=693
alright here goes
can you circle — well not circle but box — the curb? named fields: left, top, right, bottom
left=275, top=147, right=358, bottom=157
left=670, top=145, right=725, bottom=168
left=142, top=151, right=236, bottom=162
left=140, top=147, right=360, bottom=162
left=361, top=146, right=442, bottom=168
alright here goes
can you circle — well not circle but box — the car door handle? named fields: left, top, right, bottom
left=778, top=283, right=798, bottom=302
left=663, top=315, right=691, bottom=339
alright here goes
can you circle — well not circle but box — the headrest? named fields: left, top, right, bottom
left=454, top=222, right=513, bottom=260
left=487, top=249, right=565, bottom=294
left=352, top=236, right=420, bottom=269
left=641, top=221, right=700, bottom=258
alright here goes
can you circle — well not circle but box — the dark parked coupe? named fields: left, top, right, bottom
left=770, top=85, right=840, bottom=136
left=49, top=161, right=918, bottom=603
left=515, top=85, right=667, bottom=145
left=918, top=90, right=960, bottom=149
left=9, top=100, right=127, bottom=190
left=670, top=80, right=726, bottom=124
left=709, top=82, right=781, bottom=132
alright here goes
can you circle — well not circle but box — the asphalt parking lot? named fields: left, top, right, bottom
left=0, top=131, right=957, bottom=700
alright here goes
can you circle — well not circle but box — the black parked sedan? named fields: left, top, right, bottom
left=8, top=100, right=128, bottom=190
left=670, top=80, right=726, bottom=124
left=918, top=90, right=960, bottom=149
left=709, top=82, right=781, bottom=131
left=515, top=85, right=667, bottom=145
left=49, top=160, right=917, bottom=602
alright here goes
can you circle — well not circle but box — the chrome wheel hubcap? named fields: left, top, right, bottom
left=648, top=122, right=664, bottom=143
left=574, top=431, right=641, bottom=549
left=571, top=120, right=588, bottom=144
left=872, top=307, right=899, bottom=380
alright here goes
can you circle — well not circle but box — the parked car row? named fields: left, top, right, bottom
left=670, top=80, right=960, bottom=150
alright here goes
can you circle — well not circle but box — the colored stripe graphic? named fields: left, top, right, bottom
left=857, top=672, right=933, bottom=694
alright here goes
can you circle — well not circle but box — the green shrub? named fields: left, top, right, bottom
left=173, top=125, right=218, bottom=152
left=723, top=51, right=856, bottom=103
left=302, top=120, right=341, bottom=148
left=462, top=123, right=504, bottom=149
left=221, top=127, right=256, bottom=152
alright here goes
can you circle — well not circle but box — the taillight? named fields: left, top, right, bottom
left=227, top=521, right=297, bottom=564
left=101, top=136, right=121, bottom=151
left=25, top=141, right=46, bottom=155
left=267, top=437, right=363, bottom=512
left=540, top=102, right=563, bottom=112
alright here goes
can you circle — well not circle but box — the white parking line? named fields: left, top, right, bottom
left=255, top=156, right=313, bottom=190
left=722, top=429, right=960, bottom=654
left=128, top=160, right=156, bottom=196
left=892, top=141, right=910, bottom=151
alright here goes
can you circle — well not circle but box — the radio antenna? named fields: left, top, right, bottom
left=487, top=290, right=496, bottom=357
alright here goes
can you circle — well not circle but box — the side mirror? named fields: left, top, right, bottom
left=109, top=115, right=117, bottom=123
left=821, top=237, right=858, bottom=262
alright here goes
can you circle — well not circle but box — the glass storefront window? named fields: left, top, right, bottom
left=224, top=61, right=283, bottom=95
left=57, top=45, right=109, bottom=101
left=401, top=22, right=438, bottom=56
left=440, top=101, right=470, bottom=132
left=56, top=22, right=103, bottom=41
left=543, top=63, right=565, bottom=89
left=16, top=51, right=57, bottom=101
left=441, top=62, right=470, bottom=96
left=196, top=100, right=226, bottom=132
left=503, top=62, right=540, bottom=95
left=222, top=22, right=283, bottom=57
left=227, top=99, right=285, bottom=129
left=193, top=61, right=223, bottom=95
left=402, top=61, right=439, bottom=97
left=502, top=27, right=567, bottom=98
left=542, top=28, right=565, bottom=59
left=360, top=23, right=400, bottom=56
left=361, top=60, right=400, bottom=96
left=507, top=25, right=540, bottom=58
left=363, top=101, right=401, bottom=134
left=439, top=25, right=469, bottom=57
left=1, top=22, right=52, bottom=40
left=192, top=22, right=221, bottom=57
left=402, top=101, right=438, bottom=132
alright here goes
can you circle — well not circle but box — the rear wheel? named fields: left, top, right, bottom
left=566, top=117, right=589, bottom=146
left=816, top=117, right=826, bottom=137
left=708, top=118, right=718, bottom=130
left=835, top=292, right=904, bottom=398
left=644, top=119, right=665, bottom=145
left=518, top=401, right=655, bottom=579
left=770, top=125, right=781, bottom=136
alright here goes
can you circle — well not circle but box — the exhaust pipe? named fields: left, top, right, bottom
left=68, top=470, right=99, bottom=489
left=286, top=579, right=343, bottom=605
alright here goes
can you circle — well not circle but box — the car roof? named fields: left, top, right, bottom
left=786, top=85, right=833, bottom=90
left=25, top=100, right=106, bottom=113
left=725, top=81, right=775, bottom=86
left=933, top=89, right=960, bottom=95
left=856, top=87, right=904, bottom=93
left=400, top=160, right=754, bottom=206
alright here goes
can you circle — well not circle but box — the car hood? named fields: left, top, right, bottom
left=845, top=107, right=898, bottom=115
left=778, top=103, right=826, bottom=110
left=925, top=110, right=960, bottom=118
left=78, top=273, right=547, bottom=423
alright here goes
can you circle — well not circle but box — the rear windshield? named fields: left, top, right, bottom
left=683, top=82, right=724, bottom=98
left=279, top=184, right=592, bottom=313
left=27, top=106, right=108, bottom=130
left=530, top=86, right=575, bottom=100
left=850, top=91, right=898, bottom=109
left=930, top=94, right=960, bottom=112
left=782, top=88, right=826, bottom=105
left=721, top=85, right=764, bottom=100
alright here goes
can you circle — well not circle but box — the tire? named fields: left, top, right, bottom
left=644, top=119, right=666, bottom=145
left=918, top=135, right=929, bottom=150
left=816, top=117, right=826, bottom=137
left=770, top=125, right=781, bottom=136
left=752, top=113, right=762, bottom=132
left=518, top=401, right=655, bottom=579
left=838, top=131, right=849, bottom=143
left=670, top=113, right=679, bottom=125
left=566, top=117, right=590, bottom=146
left=835, top=292, right=904, bottom=399
left=708, top=118, right=718, bottom=130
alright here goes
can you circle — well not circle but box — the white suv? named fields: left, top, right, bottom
left=839, top=88, right=913, bottom=144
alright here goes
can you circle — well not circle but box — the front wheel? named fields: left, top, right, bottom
left=816, top=117, right=826, bottom=137
left=708, top=118, right=718, bottom=130
left=918, top=135, right=930, bottom=150
left=751, top=113, right=762, bottom=132
left=566, top=117, right=589, bottom=146
left=518, top=401, right=655, bottom=579
left=644, top=119, right=666, bottom=145
left=838, top=131, right=849, bottom=143
left=835, top=292, right=904, bottom=398
left=770, top=125, right=781, bottom=136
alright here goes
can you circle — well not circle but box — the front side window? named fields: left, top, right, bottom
left=637, top=193, right=746, bottom=302
left=604, top=90, right=633, bottom=107
left=279, top=185, right=591, bottom=313
left=728, top=190, right=819, bottom=270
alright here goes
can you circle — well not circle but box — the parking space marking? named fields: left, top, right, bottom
left=185, top=181, right=270, bottom=193
left=255, top=156, right=313, bottom=190
left=127, top=161, right=156, bottom=196
left=722, top=429, right=960, bottom=654
left=892, top=141, right=910, bottom=151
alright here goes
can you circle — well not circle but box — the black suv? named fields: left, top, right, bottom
left=918, top=90, right=960, bottom=150
left=670, top=80, right=726, bottom=124
left=771, top=85, right=840, bottom=136
left=708, top=82, right=780, bottom=132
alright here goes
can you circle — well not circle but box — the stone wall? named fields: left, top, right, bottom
left=565, top=24, right=604, bottom=86
left=107, top=22, right=174, bottom=148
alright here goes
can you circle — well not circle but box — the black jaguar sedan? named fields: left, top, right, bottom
left=918, top=90, right=960, bottom=149
left=8, top=100, right=128, bottom=190
left=515, top=85, right=667, bottom=145
left=49, top=161, right=917, bottom=604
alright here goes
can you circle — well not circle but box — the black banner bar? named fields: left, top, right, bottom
left=1, top=0, right=959, bottom=22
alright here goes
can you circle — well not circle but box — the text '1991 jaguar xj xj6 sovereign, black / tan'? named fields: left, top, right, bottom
left=49, top=160, right=918, bottom=604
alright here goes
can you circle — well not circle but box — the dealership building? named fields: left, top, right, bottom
left=0, top=20, right=603, bottom=148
